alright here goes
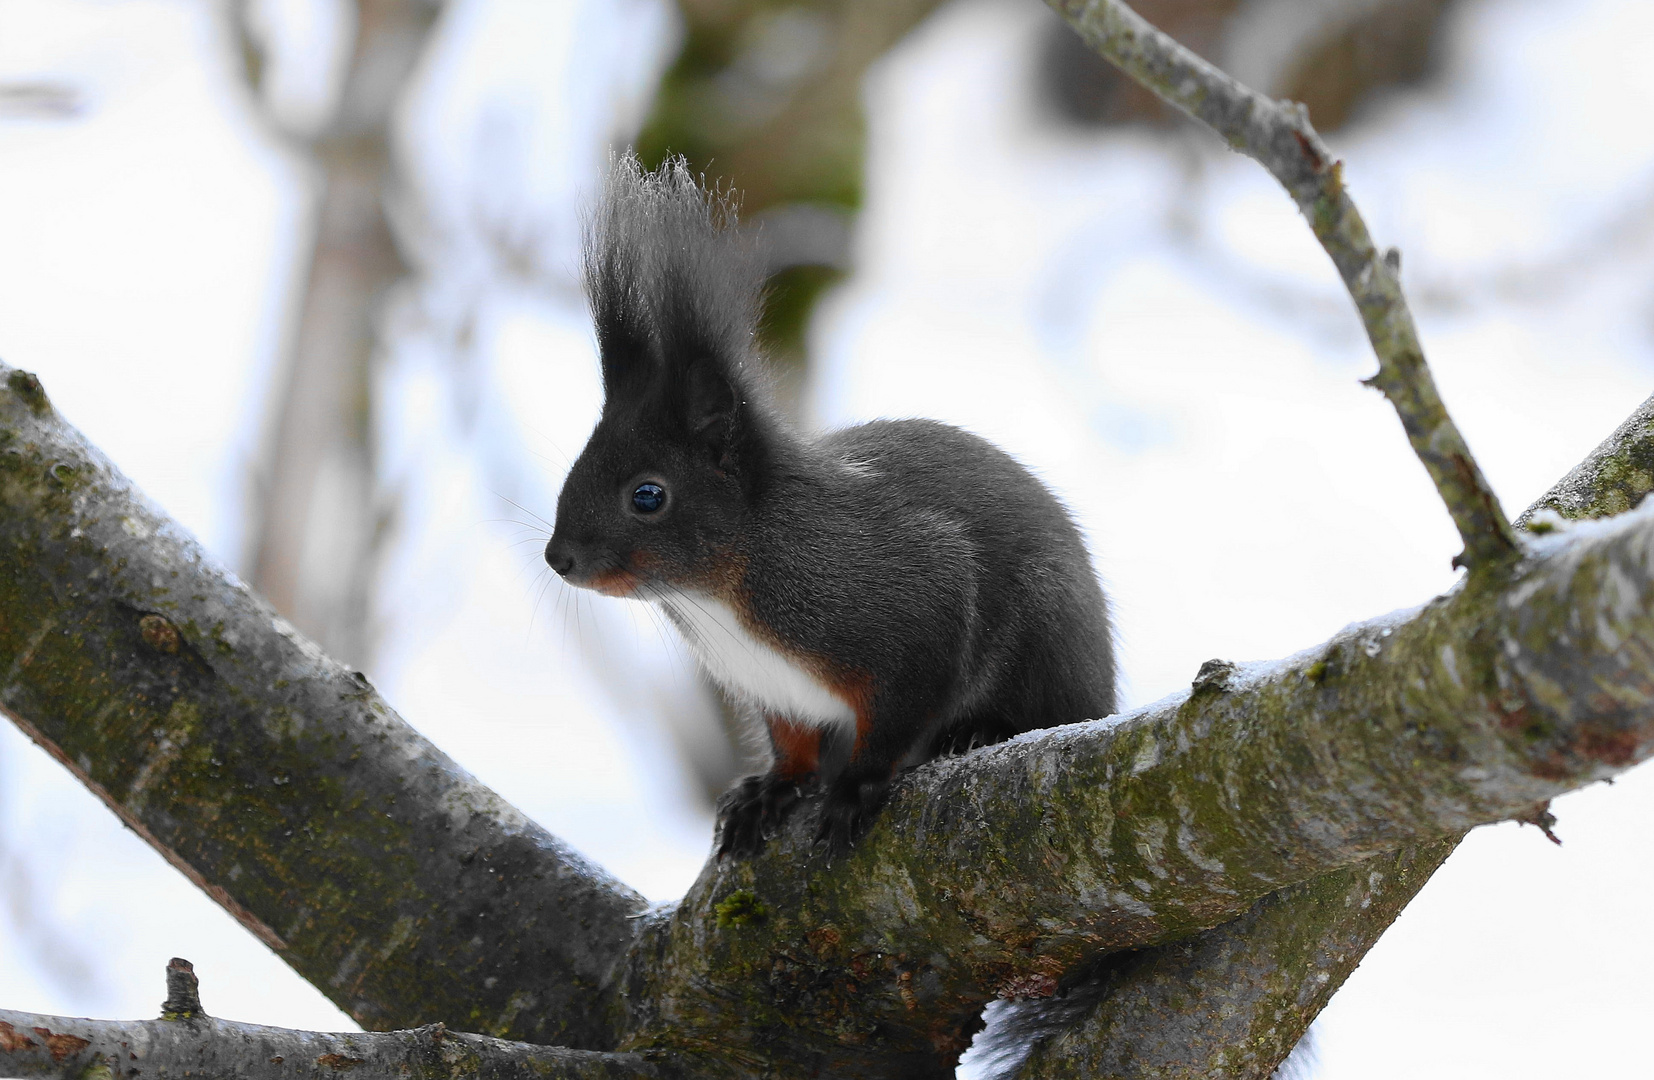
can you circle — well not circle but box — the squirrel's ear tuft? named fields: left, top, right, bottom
left=586, top=151, right=783, bottom=486
left=584, top=154, right=660, bottom=398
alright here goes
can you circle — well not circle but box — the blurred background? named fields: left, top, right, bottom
left=1, top=0, right=1652, bottom=1075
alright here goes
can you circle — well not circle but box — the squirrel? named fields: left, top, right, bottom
left=545, top=154, right=1116, bottom=856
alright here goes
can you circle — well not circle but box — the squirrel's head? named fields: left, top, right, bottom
left=546, top=154, right=785, bottom=599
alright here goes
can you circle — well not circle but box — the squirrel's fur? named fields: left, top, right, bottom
left=547, top=154, right=1116, bottom=855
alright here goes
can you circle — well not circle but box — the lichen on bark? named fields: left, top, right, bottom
left=1519, top=393, right=1654, bottom=525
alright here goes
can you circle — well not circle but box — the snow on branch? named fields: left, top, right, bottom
left=979, top=398, right=1654, bottom=1080
left=1042, top=0, right=1521, bottom=571
left=632, top=482, right=1654, bottom=1062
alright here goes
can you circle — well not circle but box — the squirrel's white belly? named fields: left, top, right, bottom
left=657, top=593, right=856, bottom=730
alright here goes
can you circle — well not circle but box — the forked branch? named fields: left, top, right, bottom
left=1043, top=0, right=1521, bottom=571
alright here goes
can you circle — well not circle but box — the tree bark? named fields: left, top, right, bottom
left=0, top=364, right=645, bottom=1049
left=989, top=838, right=1459, bottom=1078
left=0, top=1009, right=657, bottom=1080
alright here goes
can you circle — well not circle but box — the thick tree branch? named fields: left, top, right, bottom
left=991, top=838, right=1459, bottom=1079
left=1043, top=0, right=1520, bottom=571
left=987, top=399, right=1654, bottom=1079
left=622, top=486, right=1654, bottom=1066
left=0, top=365, right=646, bottom=1046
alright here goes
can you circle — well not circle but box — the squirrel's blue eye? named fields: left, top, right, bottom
left=632, top=482, right=666, bottom=513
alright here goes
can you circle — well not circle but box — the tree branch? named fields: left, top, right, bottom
left=0, top=365, right=647, bottom=1047
left=1518, top=393, right=1654, bottom=527
left=985, top=396, right=1654, bottom=1079
left=0, top=957, right=661, bottom=1079
left=990, top=838, right=1460, bottom=1078
left=0, top=1011, right=660, bottom=1079
left=1042, top=0, right=1520, bottom=571
left=623, top=482, right=1654, bottom=1065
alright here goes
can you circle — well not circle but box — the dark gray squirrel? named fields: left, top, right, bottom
left=545, top=154, right=1116, bottom=856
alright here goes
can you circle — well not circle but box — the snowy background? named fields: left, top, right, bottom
left=2, top=0, right=1653, bottom=1076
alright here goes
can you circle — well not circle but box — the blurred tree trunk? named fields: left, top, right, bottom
left=231, top=0, right=442, bottom=669
left=640, top=0, right=1462, bottom=401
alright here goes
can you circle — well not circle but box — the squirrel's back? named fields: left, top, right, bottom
left=743, top=417, right=1116, bottom=753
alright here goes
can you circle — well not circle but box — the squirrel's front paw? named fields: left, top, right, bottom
left=715, top=773, right=804, bottom=858
left=814, top=775, right=889, bottom=859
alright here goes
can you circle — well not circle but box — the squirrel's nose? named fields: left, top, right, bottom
left=545, top=539, right=576, bottom=576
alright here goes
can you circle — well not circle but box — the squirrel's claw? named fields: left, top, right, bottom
left=715, top=773, right=803, bottom=859
left=813, top=775, right=888, bottom=860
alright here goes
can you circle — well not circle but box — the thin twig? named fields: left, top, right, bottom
left=1043, top=0, right=1521, bottom=571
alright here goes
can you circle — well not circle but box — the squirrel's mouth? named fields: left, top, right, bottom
left=582, top=566, right=642, bottom=598
left=560, top=550, right=651, bottom=599
left=546, top=536, right=646, bottom=598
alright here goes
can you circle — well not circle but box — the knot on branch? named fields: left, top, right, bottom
left=4, top=368, right=51, bottom=416
left=139, top=614, right=182, bottom=655
left=161, top=957, right=205, bottom=1020
left=1518, top=802, right=1563, bottom=846
left=1192, top=659, right=1239, bottom=694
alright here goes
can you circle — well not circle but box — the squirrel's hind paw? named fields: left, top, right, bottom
left=813, top=776, right=889, bottom=859
left=715, top=773, right=804, bottom=858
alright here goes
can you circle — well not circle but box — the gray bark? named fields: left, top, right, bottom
left=0, top=959, right=653, bottom=1079
left=985, top=838, right=1460, bottom=1078
left=0, top=364, right=645, bottom=1049
left=0, top=1010, right=656, bottom=1080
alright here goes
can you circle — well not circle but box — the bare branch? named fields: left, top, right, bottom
left=1518, top=393, right=1654, bottom=527
left=0, top=83, right=84, bottom=120
left=986, top=392, right=1651, bottom=1079
left=1, top=959, right=663, bottom=1078
left=0, top=364, right=646, bottom=1047
left=1042, top=0, right=1520, bottom=571
left=0, top=1011, right=661, bottom=1080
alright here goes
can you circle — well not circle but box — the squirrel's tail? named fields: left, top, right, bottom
left=962, top=982, right=1318, bottom=1079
